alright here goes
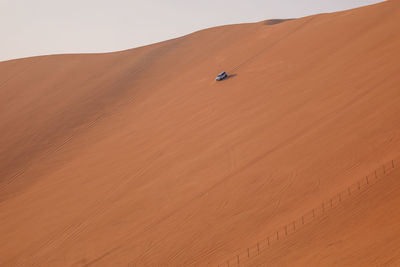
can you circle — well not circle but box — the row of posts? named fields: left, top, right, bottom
left=221, top=159, right=396, bottom=267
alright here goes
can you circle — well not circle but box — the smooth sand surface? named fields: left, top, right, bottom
left=1, top=1, right=400, bottom=266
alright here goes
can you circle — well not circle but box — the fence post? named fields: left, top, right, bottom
left=247, top=248, right=250, bottom=258
left=237, top=255, right=240, bottom=265
left=366, top=176, right=369, bottom=184
left=393, top=160, right=395, bottom=168
left=276, top=231, right=279, bottom=240
left=302, top=215, right=304, bottom=225
left=257, top=243, right=260, bottom=254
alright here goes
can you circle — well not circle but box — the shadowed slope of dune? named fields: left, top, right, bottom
left=1, top=1, right=400, bottom=266
left=263, top=19, right=293, bottom=26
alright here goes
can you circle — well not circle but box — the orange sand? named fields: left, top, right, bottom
left=1, top=1, right=400, bottom=266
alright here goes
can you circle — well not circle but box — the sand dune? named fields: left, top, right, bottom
left=1, top=1, right=400, bottom=266
left=220, top=158, right=400, bottom=266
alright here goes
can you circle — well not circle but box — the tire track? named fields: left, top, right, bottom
left=27, top=173, right=135, bottom=263
left=0, top=113, right=107, bottom=198
left=217, top=157, right=399, bottom=267
left=94, top=78, right=381, bottom=266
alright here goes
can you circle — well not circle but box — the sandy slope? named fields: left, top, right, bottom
left=1, top=1, right=400, bottom=266
left=243, top=165, right=400, bottom=266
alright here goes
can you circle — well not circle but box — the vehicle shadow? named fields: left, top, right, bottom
left=225, top=73, right=237, bottom=80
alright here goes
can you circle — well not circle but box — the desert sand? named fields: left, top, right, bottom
left=1, top=0, right=400, bottom=266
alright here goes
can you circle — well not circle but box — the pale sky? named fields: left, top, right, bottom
left=0, top=0, right=385, bottom=62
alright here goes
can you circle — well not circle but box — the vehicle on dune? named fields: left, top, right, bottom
left=216, top=71, right=228, bottom=81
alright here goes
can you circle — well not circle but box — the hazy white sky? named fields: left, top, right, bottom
left=0, top=0, right=384, bottom=62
